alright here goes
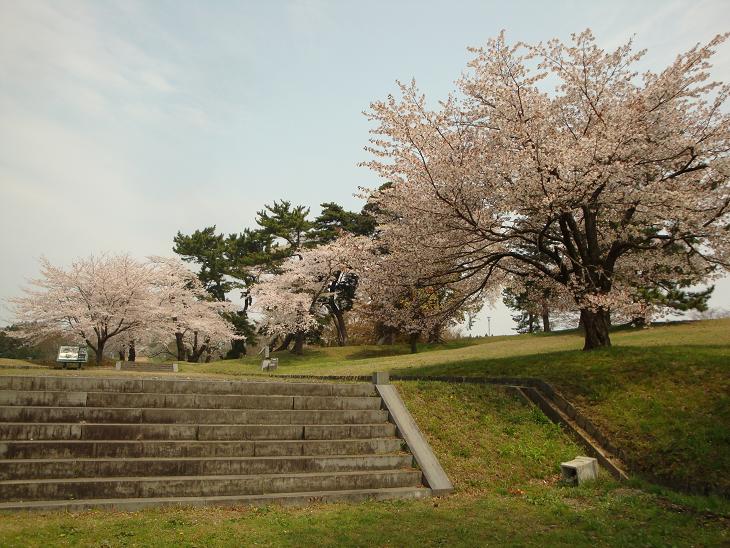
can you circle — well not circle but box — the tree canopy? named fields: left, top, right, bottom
left=362, top=30, right=730, bottom=350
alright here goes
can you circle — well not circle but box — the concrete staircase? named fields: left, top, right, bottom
left=0, top=375, right=430, bottom=511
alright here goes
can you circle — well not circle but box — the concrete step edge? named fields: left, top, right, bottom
left=0, top=376, right=374, bottom=391
left=0, top=437, right=401, bottom=446
left=0, top=486, right=433, bottom=512
left=0, top=406, right=385, bottom=413
left=0, top=392, right=380, bottom=400
left=0, top=390, right=381, bottom=405
left=0, top=468, right=421, bottom=486
left=0, top=422, right=392, bottom=427
left=0, top=454, right=410, bottom=464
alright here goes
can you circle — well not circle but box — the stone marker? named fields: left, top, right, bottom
left=372, top=371, right=390, bottom=385
left=115, top=361, right=122, bottom=370
left=261, top=358, right=278, bottom=372
left=561, top=456, right=599, bottom=484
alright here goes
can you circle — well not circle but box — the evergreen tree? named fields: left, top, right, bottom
left=255, top=200, right=314, bottom=254
left=173, top=227, right=236, bottom=301
left=502, top=288, right=542, bottom=333
left=173, top=226, right=274, bottom=356
left=311, top=202, right=376, bottom=244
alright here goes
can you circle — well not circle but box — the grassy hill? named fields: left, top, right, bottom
left=185, top=319, right=730, bottom=495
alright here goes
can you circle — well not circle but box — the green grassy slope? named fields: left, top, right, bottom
left=1, top=382, right=727, bottom=547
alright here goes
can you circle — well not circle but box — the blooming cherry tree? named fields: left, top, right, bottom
left=147, top=256, right=238, bottom=362
left=355, top=241, right=486, bottom=351
left=252, top=235, right=368, bottom=354
left=10, top=254, right=152, bottom=364
left=363, top=30, right=730, bottom=349
left=9, top=254, right=238, bottom=364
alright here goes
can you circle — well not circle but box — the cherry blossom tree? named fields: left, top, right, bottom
left=9, top=254, right=238, bottom=364
left=363, top=30, right=730, bottom=350
left=251, top=235, right=368, bottom=354
left=355, top=240, right=487, bottom=351
left=10, top=254, right=152, bottom=364
left=147, top=256, right=238, bottom=362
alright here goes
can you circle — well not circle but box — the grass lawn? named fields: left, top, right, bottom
left=0, top=381, right=727, bottom=547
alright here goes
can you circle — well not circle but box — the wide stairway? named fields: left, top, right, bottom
left=0, top=375, right=429, bottom=511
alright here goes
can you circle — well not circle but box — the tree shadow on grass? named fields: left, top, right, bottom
left=344, top=339, right=481, bottom=361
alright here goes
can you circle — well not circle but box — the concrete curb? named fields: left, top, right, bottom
left=375, top=383, right=453, bottom=496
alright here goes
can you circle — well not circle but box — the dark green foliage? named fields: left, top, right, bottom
left=173, top=226, right=274, bottom=355
left=626, top=234, right=715, bottom=321
left=638, top=282, right=713, bottom=313
left=311, top=202, right=376, bottom=244
left=225, top=229, right=278, bottom=278
left=502, top=288, right=542, bottom=333
left=224, top=310, right=256, bottom=358
left=256, top=200, right=314, bottom=252
left=175, top=200, right=379, bottom=351
left=0, top=326, right=36, bottom=359
left=173, top=226, right=238, bottom=301
left=0, top=325, right=63, bottom=361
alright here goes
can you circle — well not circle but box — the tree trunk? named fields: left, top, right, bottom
left=376, top=323, right=396, bottom=345
left=187, top=333, right=211, bottom=363
left=95, top=338, right=105, bottom=365
left=427, top=324, right=444, bottom=344
left=188, top=331, right=199, bottom=362
left=408, top=332, right=419, bottom=354
left=580, top=308, right=611, bottom=350
left=291, top=332, right=305, bottom=355
left=175, top=332, right=186, bottom=361
left=128, top=341, right=136, bottom=362
left=276, top=334, right=294, bottom=352
left=541, top=303, right=551, bottom=333
left=332, top=309, right=348, bottom=346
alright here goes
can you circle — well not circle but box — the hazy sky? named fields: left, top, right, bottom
left=1, top=0, right=729, bottom=335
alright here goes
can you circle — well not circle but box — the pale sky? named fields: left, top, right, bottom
left=1, top=0, right=729, bottom=335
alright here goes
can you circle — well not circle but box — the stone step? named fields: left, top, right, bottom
left=0, top=422, right=397, bottom=441
left=0, top=376, right=376, bottom=397
left=0, top=454, right=413, bottom=480
left=0, top=391, right=382, bottom=410
left=0, top=469, right=422, bottom=501
left=0, top=438, right=404, bottom=459
left=0, top=486, right=432, bottom=512
left=0, top=406, right=388, bottom=425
